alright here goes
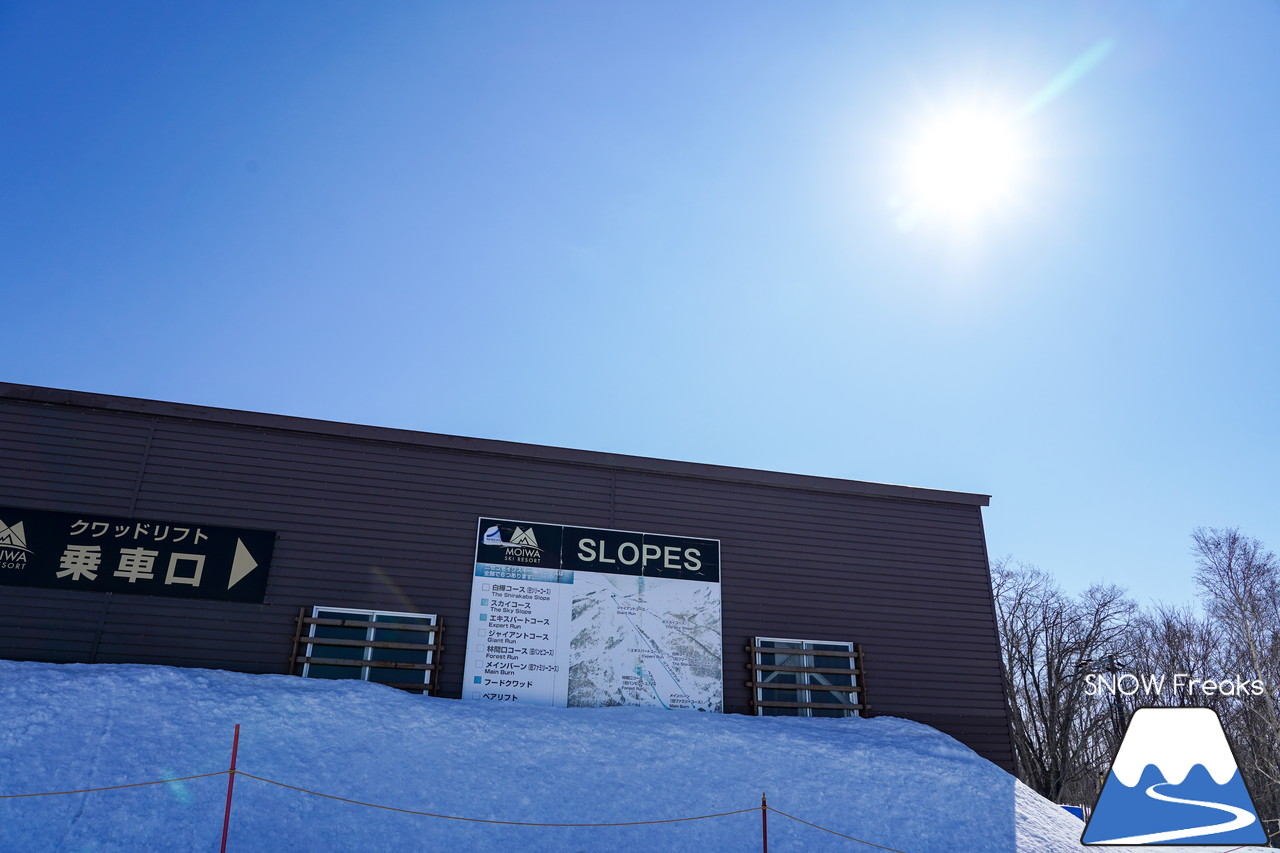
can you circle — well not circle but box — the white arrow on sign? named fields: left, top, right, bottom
left=228, top=539, right=258, bottom=589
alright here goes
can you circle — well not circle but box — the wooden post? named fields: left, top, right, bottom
left=855, top=643, right=871, bottom=717
left=220, top=724, right=240, bottom=853
left=761, top=792, right=768, bottom=853
left=288, top=607, right=306, bottom=674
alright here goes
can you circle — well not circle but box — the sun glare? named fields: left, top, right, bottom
left=903, top=107, right=1026, bottom=226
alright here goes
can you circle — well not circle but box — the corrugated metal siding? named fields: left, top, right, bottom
left=0, top=587, right=107, bottom=663
left=610, top=470, right=1011, bottom=768
left=0, top=394, right=1013, bottom=770
left=0, top=404, right=153, bottom=512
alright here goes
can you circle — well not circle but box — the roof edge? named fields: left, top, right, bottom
left=0, top=383, right=990, bottom=507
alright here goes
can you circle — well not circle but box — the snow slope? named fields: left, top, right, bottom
left=0, top=661, right=1265, bottom=853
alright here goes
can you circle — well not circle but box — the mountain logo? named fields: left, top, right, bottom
left=0, top=519, right=29, bottom=551
left=1082, top=707, right=1267, bottom=846
left=0, top=518, right=32, bottom=570
left=509, top=527, right=539, bottom=548
left=482, top=525, right=542, bottom=551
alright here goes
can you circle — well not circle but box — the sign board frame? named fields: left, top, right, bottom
left=463, top=517, right=723, bottom=711
left=0, top=504, right=276, bottom=603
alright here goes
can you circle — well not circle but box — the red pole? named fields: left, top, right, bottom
left=220, top=724, right=240, bottom=853
left=761, top=792, right=768, bottom=853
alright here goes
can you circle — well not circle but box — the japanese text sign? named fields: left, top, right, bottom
left=0, top=505, right=275, bottom=603
left=463, top=518, right=723, bottom=711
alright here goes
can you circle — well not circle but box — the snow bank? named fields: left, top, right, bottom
left=0, top=661, right=1262, bottom=852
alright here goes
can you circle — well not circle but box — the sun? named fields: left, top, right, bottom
left=903, top=106, right=1026, bottom=226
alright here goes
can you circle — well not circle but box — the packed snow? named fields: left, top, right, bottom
left=0, top=661, right=1266, bottom=852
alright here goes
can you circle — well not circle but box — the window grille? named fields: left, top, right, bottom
left=747, top=637, right=868, bottom=717
left=290, top=606, right=443, bottom=695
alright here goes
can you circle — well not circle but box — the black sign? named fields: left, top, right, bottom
left=475, top=519, right=563, bottom=569
left=0, top=505, right=276, bottom=603
left=475, top=518, right=720, bottom=583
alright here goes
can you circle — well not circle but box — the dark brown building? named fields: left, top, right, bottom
left=0, top=383, right=1013, bottom=770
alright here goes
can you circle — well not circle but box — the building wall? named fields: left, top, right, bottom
left=0, top=385, right=1013, bottom=770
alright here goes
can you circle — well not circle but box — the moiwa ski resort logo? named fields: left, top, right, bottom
left=1082, top=707, right=1267, bottom=846
left=481, top=523, right=547, bottom=565
left=0, top=517, right=32, bottom=571
left=483, top=525, right=541, bottom=551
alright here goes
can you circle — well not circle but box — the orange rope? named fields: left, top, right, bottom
left=0, top=771, right=229, bottom=799
left=235, top=771, right=754, bottom=826
left=766, top=806, right=913, bottom=853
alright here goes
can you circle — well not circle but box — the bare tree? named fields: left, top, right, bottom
left=992, top=558, right=1136, bottom=803
left=1191, top=527, right=1280, bottom=838
left=1090, top=604, right=1229, bottom=779
left=993, top=532, right=1280, bottom=842
left=1130, top=603, right=1226, bottom=710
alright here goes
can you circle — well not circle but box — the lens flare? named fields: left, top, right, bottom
left=905, top=107, right=1026, bottom=225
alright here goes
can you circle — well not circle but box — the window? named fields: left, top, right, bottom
left=749, top=637, right=867, bottom=718
left=293, top=607, right=441, bottom=694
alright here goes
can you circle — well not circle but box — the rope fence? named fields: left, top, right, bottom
left=2, top=725, right=1275, bottom=852
left=765, top=806, right=913, bottom=853
left=236, top=770, right=758, bottom=827
left=0, top=769, right=938, bottom=851
left=0, top=771, right=229, bottom=800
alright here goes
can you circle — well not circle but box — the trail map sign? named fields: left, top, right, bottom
left=463, top=518, right=722, bottom=711
left=0, top=505, right=275, bottom=603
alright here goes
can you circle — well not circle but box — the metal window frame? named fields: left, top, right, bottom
left=750, top=636, right=864, bottom=717
left=300, top=605, right=439, bottom=688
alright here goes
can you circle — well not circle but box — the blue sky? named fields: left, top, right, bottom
left=4, top=1, right=1278, bottom=608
